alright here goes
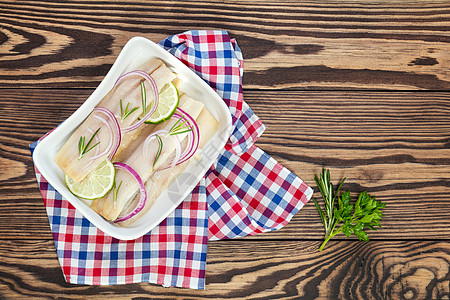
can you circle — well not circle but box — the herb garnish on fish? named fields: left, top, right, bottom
left=78, top=128, right=101, bottom=160
left=140, top=80, right=147, bottom=116
left=120, top=99, right=139, bottom=121
left=113, top=180, right=123, bottom=206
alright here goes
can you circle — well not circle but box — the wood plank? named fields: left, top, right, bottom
left=0, top=0, right=448, bottom=89
left=0, top=89, right=448, bottom=240
left=0, top=239, right=449, bottom=299
left=249, top=90, right=450, bottom=240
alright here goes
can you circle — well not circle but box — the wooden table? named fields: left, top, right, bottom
left=1, top=1, right=449, bottom=299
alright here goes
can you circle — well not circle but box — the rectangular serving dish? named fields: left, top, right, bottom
left=33, top=37, right=232, bottom=240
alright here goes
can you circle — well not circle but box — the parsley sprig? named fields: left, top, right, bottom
left=312, top=169, right=386, bottom=251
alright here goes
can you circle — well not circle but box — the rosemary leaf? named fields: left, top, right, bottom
left=169, top=117, right=184, bottom=133
left=78, top=128, right=101, bottom=160
left=78, top=136, right=84, bottom=155
left=86, top=141, right=100, bottom=154
left=169, top=118, right=192, bottom=136
left=140, top=80, right=147, bottom=116
left=113, top=180, right=122, bottom=206
left=171, top=129, right=193, bottom=135
left=153, top=134, right=163, bottom=169
left=120, top=99, right=139, bottom=121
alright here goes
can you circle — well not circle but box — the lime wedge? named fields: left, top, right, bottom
left=65, top=160, right=115, bottom=200
left=145, top=82, right=179, bottom=124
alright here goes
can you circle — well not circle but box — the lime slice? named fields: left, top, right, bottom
left=145, top=82, right=179, bottom=124
left=65, top=160, right=115, bottom=200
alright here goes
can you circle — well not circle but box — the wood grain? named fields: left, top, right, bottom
left=0, top=89, right=448, bottom=241
left=0, top=1, right=449, bottom=297
left=0, top=0, right=448, bottom=89
left=245, top=90, right=450, bottom=240
left=0, top=239, right=449, bottom=299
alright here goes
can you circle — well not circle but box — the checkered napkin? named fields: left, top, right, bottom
left=30, top=30, right=312, bottom=289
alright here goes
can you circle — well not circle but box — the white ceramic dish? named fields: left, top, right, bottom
left=33, top=37, right=232, bottom=240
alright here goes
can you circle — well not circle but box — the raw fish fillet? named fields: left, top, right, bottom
left=117, top=107, right=219, bottom=227
left=55, top=58, right=176, bottom=183
left=91, top=94, right=205, bottom=221
left=113, top=64, right=182, bottom=159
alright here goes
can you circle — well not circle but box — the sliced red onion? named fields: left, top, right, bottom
left=89, top=114, right=112, bottom=159
left=169, top=135, right=182, bottom=168
left=179, top=131, right=194, bottom=163
left=172, top=108, right=200, bottom=165
left=89, top=107, right=121, bottom=161
left=81, top=127, right=100, bottom=171
left=142, top=129, right=168, bottom=161
left=114, top=70, right=159, bottom=133
left=113, top=163, right=147, bottom=223
left=140, top=109, right=200, bottom=171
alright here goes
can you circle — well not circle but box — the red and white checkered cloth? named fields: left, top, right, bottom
left=30, top=30, right=312, bottom=289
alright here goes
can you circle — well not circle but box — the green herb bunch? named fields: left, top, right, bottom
left=312, top=169, right=386, bottom=251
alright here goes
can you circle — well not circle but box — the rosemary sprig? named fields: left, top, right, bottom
left=169, top=117, right=193, bottom=136
left=152, top=118, right=192, bottom=169
left=153, top=134, right=163, bottom=169
left=120, top=99, right=139, bottom=121
left=78, top=128, right=101, bottom=160
left=112, top=180, right=123, bottom=206
left=140, top=80, right=147, bottom=116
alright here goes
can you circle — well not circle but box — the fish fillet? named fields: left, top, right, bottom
left=55, top=58, right=176, bottom=183
left=91, top=94, right=205, bottom=221
left=113, top=63, right=180, bottom=159
left=117, top=107, right=219, bottom=227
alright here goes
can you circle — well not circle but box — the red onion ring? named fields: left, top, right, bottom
left=81, top=127, right=101, bottom=171
left=89, top=107, right=121, bottom=161
left=140, top=109, right=200, bottom=171
left=142, top=129, right=168, bottom=162
left=113, top=163, right=147, bottom=223
left=89, top=114, right=112, bottom=160
left=141, top=129, right=181, bottom=170
left=114, top=70, right=159, bottom=133
left=172, top=108, right=200, bottom=165
left=169, top=135, right=182, bottom=168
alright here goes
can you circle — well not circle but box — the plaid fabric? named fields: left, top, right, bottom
left=159, top=31, right=263, bottom=155
left=208, top=145, right=311, bottom=240
left=30, top=30, right=312, bottom=289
